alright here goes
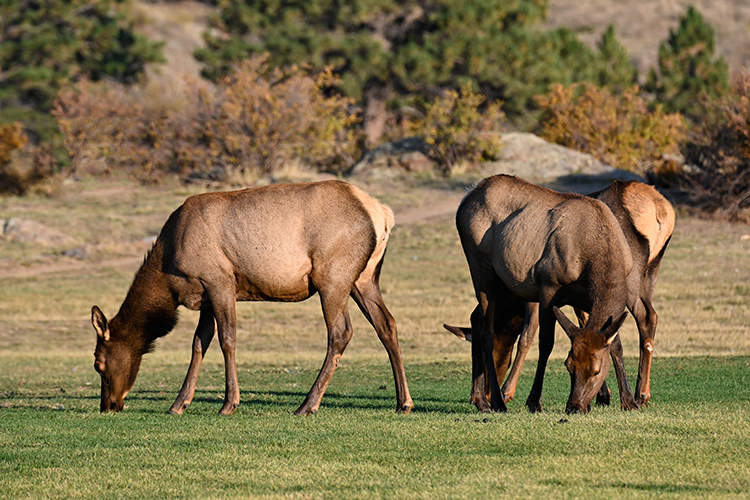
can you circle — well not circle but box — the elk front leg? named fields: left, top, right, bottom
left=478, top=292, right=507, bottom=412
left=296, top=290, right=353, bottom=416
left=208, top=286, right=240, bottom=416
left=608, top=333, right=639, bottom=410
left=169, top=307, right=216, bottom=414
left=526, top=297, right=556, bottom=413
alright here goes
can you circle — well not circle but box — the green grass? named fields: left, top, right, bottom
left=1, top=175, right=750, bottom=498
left=1, top=355, right=749, bottom=499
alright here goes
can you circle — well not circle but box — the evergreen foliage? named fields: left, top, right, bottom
left=0, top=0, right=164, bottom=148
left=594, top=25, right=638, bottom=89
left=0, top=0, right=164, bottom=111
left=646, top=5, right=729, bottom=120
left=196, top=0, right=610, bottom=128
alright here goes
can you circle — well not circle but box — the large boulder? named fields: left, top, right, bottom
left=347, top=132, right=641, bottom=185
left=482, top=132, right=641, bottom=184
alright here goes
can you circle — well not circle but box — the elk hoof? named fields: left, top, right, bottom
left=219, top=403, right=239, bottom=415
left=621, top=398, right=640, bottom=411
left=492, top=399, right=508, bottom=413
left=596, top=392, right=611, bottom=407
left=294, top=405, right=317, bottom=416
left=474, top=400, right=492, bottom=413
left=526, top=398, right=543, bottom=413
left=397, top=403, right=413, bottom=415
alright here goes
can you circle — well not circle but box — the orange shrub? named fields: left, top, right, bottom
left=681, top=72, right=750, bottom=221
left=418, top=82, right=504, bottom=172
left=536, top=83, right=686, bottom=177
left=0, top=122, right=27, bottom=164
left=53, top=55, right=360, bottom=182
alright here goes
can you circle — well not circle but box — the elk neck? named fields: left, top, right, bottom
left=110, top=240, right=179, bottom=354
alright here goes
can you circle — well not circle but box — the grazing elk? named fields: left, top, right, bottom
left=446, top=180, right=675, bottom=411
left=456, top=174, right=633, bottom=414
left=91, top=180, right=413, bottom=416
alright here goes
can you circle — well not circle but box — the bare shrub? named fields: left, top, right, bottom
left=52, top=55, right=360, bottom=182
left=679, top=72, right=750, bottom=221
left=536, top=83, right=687, bottom=177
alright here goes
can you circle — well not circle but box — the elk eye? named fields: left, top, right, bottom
left=94, top=362, right=104, bottom=374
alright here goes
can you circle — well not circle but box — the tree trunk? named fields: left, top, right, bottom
left=364, top=81, right=390, bottom=147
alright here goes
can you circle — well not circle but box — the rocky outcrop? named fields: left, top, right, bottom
left=482, top=132, right=640, bottom=184
left=347, top=132, right=641, bottom=185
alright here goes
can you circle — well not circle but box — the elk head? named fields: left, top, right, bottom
left=92, top=306, right=142, bottom=412
left=553, top=306, right=627, bottom=414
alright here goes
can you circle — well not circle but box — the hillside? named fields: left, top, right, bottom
left=132, top=0, right=749, bottom=90
left=544, top=0, right=750, bottom=80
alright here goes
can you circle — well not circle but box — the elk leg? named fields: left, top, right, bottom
left=501, top=303, right=539, bottom=402
left=609, top=333, right=639, bottom=410
left=207, top=286, right=240, bottom=416
left=632, top=296, right=658, bottom=406
left=470, top=306, right=491, bottom=412
left=351, top=280, right=413, bottom=414
left=526, top=299, right=556, bottom=413
left=596, top=381, right=612, bottom=406
left=478, top=291, right=507, bottom=412
left=295, top=290, right=353, bottom=416
left=169, top=307, right=216, bottom=414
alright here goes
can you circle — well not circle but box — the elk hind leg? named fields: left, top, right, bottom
left=501, top=302, right=539, bottom=402
left=351, top=279, right=413, bottom=414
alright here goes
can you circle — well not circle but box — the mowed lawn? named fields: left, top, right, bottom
left=1, top=176, right=749, bottom=499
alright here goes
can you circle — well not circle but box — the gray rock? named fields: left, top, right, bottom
left=2, top=218, right=77, bottom=247
left=482, top=132, right=641, bottom=184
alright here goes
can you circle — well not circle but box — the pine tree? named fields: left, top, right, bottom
left=595, top=25, right=638, bottom=90
left=195, top=0, right=601, bottom=138
left=646, top=5, right=729, bottom=120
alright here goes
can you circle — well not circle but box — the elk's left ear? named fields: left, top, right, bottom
left=92, top=306, right=110, bottom=342
left=602, top=310, right=628, bottom=344
left=553, top=306, right=581, bottom=340
left=443, top=324, right=472, bottom=342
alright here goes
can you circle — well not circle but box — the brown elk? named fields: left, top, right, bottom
left=456, top=174, right=634, bottom=414
left=91, top=180, right=413, bottom=416
left=446, top=180, right=675, bottom=411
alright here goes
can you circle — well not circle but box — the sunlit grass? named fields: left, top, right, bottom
left=1, top=175, right=750, bottom=498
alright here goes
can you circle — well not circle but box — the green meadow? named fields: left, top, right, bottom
left=1, top=175, right=749, bottom=498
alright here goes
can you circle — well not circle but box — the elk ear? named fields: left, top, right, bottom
left=602, top=310, right=628, bottom=345
left=92, top=306, right=110, bottom=342
left=553, top=306, right=581, bottom=340
left=443, top=324, right=472, bottom=342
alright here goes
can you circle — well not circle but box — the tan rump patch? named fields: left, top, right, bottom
left=621, top=183, right=675, bottom=264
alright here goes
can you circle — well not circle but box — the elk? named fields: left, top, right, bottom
left=456, top=174, right=633, bottom=414
left=446, top=180, right=675, bottom=411
left=91, top=180, right=413, bottom=416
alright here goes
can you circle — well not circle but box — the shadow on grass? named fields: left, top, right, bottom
left=122, top=386, right=474, bottom=414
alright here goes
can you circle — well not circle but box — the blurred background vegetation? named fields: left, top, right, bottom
left=1, top=0, right=749, bottom=220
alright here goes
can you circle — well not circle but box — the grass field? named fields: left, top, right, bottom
left=1, top=174, right=750, bottom=498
